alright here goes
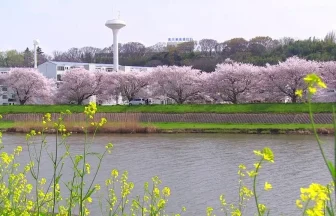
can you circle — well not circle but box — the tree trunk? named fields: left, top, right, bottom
left=232, top=94, right=238, bottom=104
left=292, top=95, right=297, bottom=103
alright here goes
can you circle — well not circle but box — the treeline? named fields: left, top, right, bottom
left=2, top=57, right=335, bottom=105
left=2, top=32, right=336, bottom=72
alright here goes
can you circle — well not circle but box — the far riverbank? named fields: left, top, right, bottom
left=0, top=121, right=333, bottom=135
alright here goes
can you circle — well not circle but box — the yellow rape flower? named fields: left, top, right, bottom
left=247, top=170, right=258, bottom=177
left=85, top=163, right=91, bottom=174
left=262, top=147, right=274, bottom=162
left=26, top=200, right=34, bottom=210
left=206, top=207, right=214, bottom=216
left=45, top=113, right=52, bottom=121
left=99, top=117, right=107, bottom=126
left=295, top=89, right=303, bottom=97
left=296, top=200, right=303, bottom=208
left=40, top=178, right=46, bottom=185
left=264, top=182, right=272, bottom=191
left=304, top=73, right=327, bottom=96
left=162, top=186, right=171, bottom=196
left=254, top=162, right=262, bottom=169
left=308, top=86, right=317, bottom=94
left=111, top=169, right=118, bottom=178
left=154, top=187, right=160, bottom=196
left=95, top=184, right=101, bottom=191
left=157, top=199, right=166, bottom=209
left=231, top=209, right=242, bottom=216
left=258, top=204, right=267, bottom=214
left=297, top=182, right=330, bottom=214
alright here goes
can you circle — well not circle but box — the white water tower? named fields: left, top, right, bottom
left=33, top=39, right=40, bottom=69
left=105, top=14, right=126, bottom=72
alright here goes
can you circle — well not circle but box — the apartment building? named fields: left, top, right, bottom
left=38, top=61, right=114, bottom=81
left=38, top=61, right=153, bottom=81
left=0, top=68, right=19, bottom=105
left=37, top=61, right=153, bottom=105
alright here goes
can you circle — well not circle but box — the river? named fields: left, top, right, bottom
left=1, top=133, right=334, bottom=215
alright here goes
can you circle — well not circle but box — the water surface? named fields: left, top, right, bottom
left=2, top=133, right=333, bottom=215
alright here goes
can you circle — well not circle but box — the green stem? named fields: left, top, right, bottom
left=36, top=135, right=44, bottom=214
left=79, top=119, right=89, bottom=216
left=52, top=126, right=59, bottom=215
left=327, top=185, right=334, bottom=215
left=308, top=96, right=334, bottom=179
left=302, top=199, right=311, bottom=216
left=253, top=158, right=263, bottom=216
left=238, top=174, right=242, bottom=212
left=333, top=105, right=336, bottom=202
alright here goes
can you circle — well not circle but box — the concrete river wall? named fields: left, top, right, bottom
left=1, top=113, right=334, bottom=124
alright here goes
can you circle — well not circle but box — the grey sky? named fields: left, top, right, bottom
left=1, top=0, right=336, bottom=54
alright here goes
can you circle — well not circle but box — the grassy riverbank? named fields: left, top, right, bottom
left=146, top=122, right=333, bottom=134
left=147, top=122, right=334, bottom=130
left=0, top=121, right=333, bottom=134
left=0, top=103, right=335, bottom=114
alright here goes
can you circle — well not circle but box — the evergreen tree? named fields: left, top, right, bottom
left=23, top=47, right=33, bottom=67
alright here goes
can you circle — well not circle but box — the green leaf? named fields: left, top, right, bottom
left=327, top=160, right=336, bottom=179
left=56, top=174, right=62, bottom=184
left=83, top=188, right=96, bottom=201
left=326, top=206, right=334, bottom=216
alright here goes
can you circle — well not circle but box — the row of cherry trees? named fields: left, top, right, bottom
left=1, top=57, right=335, bottom=105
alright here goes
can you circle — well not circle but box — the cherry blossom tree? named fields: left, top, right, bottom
left=104, top=71, right=150, bottom=102
left=320, top=61, right=336, bottom=89
left=207, top=62, right=261, bottom=104
left=0, top=68, right=54, bottom=105
left=312, top=61, right=336, bottom=102
left=55, top=68, right=106, bottom=105
left=264, top=56, right=320, bottom=103
left=150, top=66, right=205, bottom=104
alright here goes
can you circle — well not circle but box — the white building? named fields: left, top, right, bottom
left=0, top=68, right=19, bottom=105
left=38, top=61, right=153, bottom=81
left=38, top=61, right=114, bottom=81
left=313, top=88, right=336, bottom=102
left=37, top=61, right=153, bottom=105
left=167, top=37, right=194, bottom=46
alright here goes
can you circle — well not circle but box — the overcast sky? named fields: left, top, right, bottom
left=1, top=0, right=336, bottom=54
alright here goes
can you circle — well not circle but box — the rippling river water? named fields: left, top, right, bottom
left=2, top=133, right=334, bottom=215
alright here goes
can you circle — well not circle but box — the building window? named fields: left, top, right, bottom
left=57, top=66, right=65, bottom=71
left=2, top=95, right=7, bottom=99
left=2, top=103, right=8, bottom=105
left=2, top=87, right=7, bottom=91
left=57, top=74, right=62, bottom=81
left=106, top=68, right=114, bottom=72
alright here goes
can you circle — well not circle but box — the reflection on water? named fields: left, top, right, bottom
left=2, top=133, right=334, bottom=215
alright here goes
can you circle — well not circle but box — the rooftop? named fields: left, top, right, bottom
left=47, top=61, right=152, bottom=69
left=0, top=68, right=10, bottom=72
left=48, top=61, right=115, bottom=67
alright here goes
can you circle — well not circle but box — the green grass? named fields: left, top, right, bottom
left=0, top=103, right=335, bottom=114
left=0, top=121, right=15, bottom=129
left=145, top=122, right=334, bottom=130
